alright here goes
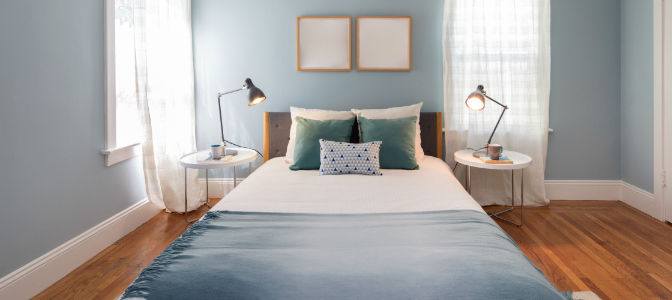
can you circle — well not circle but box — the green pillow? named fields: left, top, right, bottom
left=358, top=116, right=418, bottom=170
left=290, top=117, right=355, bottom=170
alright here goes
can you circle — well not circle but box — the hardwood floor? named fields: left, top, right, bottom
left=33, top=200, right=672, bottom=300
left=484, top=201, right=672, bottom=300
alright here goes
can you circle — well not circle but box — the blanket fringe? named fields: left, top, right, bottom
left=119, top=211, right=224, bottom=299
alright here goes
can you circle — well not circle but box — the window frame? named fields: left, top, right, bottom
left=102, top=0, right=141, bottom=166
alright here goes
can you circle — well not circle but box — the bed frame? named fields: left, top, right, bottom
left=262, top=112, right=443, bottom=163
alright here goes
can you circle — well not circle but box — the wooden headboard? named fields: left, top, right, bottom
left=263, top=112, right=443, bottom=163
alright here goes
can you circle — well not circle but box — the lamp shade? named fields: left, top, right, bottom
left=465, top=85, right=486, bottom=111
left=244, top=78, right=266, bottom=106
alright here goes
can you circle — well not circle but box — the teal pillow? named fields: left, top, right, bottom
left=290, top=117, right=355, bottom=170
left=358, top=116, right=418, bottom=170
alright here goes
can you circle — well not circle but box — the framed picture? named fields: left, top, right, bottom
left=296, top=16, right=351, bottom=71
left=357, top=16, right=412, bottom=71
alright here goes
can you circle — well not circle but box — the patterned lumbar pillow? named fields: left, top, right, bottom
left=319, top=139, right=383, bottom=176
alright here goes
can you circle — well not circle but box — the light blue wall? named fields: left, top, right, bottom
left=0, top=0, right=147, bottom=278
left=545, top=0, right=622, bottom=181
left=192, top=0, right=444, bottom=177
left=621, top=0, right=654, bottom=193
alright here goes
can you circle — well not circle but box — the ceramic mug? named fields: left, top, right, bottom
left=488, top=144, right=503, bottom=160
left=211, top=145, right=223, bottom=160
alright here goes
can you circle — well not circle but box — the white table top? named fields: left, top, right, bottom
left=180, top=148, right=258, bottom=170
left=454, top=149, right=532, bottom=170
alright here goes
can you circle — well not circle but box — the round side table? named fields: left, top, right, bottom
left=454, top=149, right=532, bottom=226
left=180, top=148, right=257, bottom=222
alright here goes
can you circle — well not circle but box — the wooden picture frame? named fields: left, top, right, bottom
left=297, top=16, right=351, bottom=71
left=356, top=16, right=412, bottom=71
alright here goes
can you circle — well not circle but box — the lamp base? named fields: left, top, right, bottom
left=225, top=149, right=238, bottom=155
left=472, top=151, right=487, bottom=158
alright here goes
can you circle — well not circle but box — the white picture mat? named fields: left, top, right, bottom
left=358, top=17, right=411, bottom=70
left=298, top=18, right=350, bottom=70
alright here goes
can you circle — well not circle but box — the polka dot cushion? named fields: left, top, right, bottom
left=319, top=139, right=383, bottom=176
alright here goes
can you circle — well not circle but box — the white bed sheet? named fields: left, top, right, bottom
left=211, top=156, right=485, bottom=214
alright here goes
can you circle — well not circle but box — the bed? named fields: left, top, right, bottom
left=119, top=112, right=566, bottom=299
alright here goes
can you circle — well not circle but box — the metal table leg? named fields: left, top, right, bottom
left=205, top=170, right=212, bottom=208
left=234, top=166, right=237, bottom=188
left=489, top=169, right=523, bottom=227
left=466, top=165, right=471, bottom=194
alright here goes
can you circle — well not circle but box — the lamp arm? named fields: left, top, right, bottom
left=482, top=91, right=508, bottom=145
left=484, top=94, right=507, bottom=108
left=217, top=87, right=245, bottom=98
left=217, top=95, right=225, bottom=144
left=217, top=88, right=244, bottom=144
left=487, top=106, right=508, bottom=145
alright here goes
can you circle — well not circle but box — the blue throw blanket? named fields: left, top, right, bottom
left=120, top=210, right=565, bottom=299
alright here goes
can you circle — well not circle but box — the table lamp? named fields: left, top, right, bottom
left=465, top=85, right=508, bottom=158
left=217, top=78, right=266, bottom=155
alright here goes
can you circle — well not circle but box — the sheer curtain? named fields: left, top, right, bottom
left=443, top=0, right=550, bottom=206
left=121, top=0, right=203, bottom=212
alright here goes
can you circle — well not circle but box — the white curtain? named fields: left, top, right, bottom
left=443, top=0, right=551, bottom=206
left=124, top=0, right=203, bottom=212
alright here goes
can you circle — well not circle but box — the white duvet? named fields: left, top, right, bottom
left=211, top=156, right=485, bottom=214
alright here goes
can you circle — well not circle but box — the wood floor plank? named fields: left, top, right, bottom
left=585, top=213, right=672, bottom=277
left=514, top=214, right=591, bottom=291
left=562, top=210, right=669, bottom=300
left=579, top=214, right=672, bottom=299
left=491, top=201, right=672, bottom=300
left=548, top=219, right=630, bottom=297
left=560, top=213, right=660, bottom=300
left=552, top=214, right=628, bottom=279
left=650, top=272, right=672, bottom=295
left=32, top=200, right=672, bottom=300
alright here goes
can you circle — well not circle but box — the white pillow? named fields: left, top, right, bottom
left=285, top=107, right=356, bottom=164
left=351, top=103, right=424, bottom=162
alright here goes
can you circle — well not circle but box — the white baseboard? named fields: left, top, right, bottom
left=544, top=180, right=623, bottom=200
left=621, top=181, right=657, bottom=219
left=0, top=198, right=161, bottom=300
left=544, top=180, right=657, bottom=219
left=198, top=178, right=244, bottom=199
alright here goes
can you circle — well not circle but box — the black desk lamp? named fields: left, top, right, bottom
left=217, top=78, right=266, bottom=156
left=465, top=85, right=508, bottom=158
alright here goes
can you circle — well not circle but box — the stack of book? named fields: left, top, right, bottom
left=478, top=156, right=513, bottom=164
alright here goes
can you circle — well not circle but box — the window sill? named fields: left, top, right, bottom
left=102, top=143, right=141, bottom=166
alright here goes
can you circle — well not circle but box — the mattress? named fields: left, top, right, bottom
left=119, top=156, right=566, bottom=299
left=211, top=156, right=484, bottom=214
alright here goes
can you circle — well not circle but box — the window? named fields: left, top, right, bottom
left=102, top=0, right=142, bottom=166
left=447, top=1, right=543, bottom=130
